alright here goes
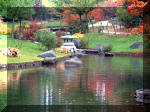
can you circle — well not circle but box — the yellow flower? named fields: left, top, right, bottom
left=25, top=25, right=30, bottom=28
left=72, top=33, right=84, bottom=38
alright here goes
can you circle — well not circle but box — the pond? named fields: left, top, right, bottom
left=0, top=55, right=144, bottom=111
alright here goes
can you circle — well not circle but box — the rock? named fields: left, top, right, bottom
left=73, top=40, right=80, bottom=49
left=34, top=41, right=40, bottom=44
left=37, top=50, right=56, bottom=58
left=65, top=57, right=82, bottom=66
left=75, top=49, right=86, bottom=57
left=16, top=33, right=23, bottom=39
left=104, top=52, right=114, bottom=57
left=135, top=89, right=150, bottom=103
left=75, top=52, right=86, bottom=58
left=44, top=57, right=56, bottom=64
left=130, top=41, right=142, bottom=49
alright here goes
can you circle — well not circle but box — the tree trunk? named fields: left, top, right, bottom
left=11, top=18, right=15, bottom=38
left=85, top=13, right=89, bottom=33
left=107, top=21, right=109, bottom=34
left=19, top=19, right=22, bottom=34
left=112, top=23, right=116, bottom=35
left=79, top=14, right=82, bottom=33
left=89, top=19, right=94, bottom=31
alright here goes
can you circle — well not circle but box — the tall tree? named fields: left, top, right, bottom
left=55, top=0, right=101, bottom=33
left=0, top=0, right=34, bottom=38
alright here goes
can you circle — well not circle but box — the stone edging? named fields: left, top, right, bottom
left=0, top=56, right=70, bottom=71
left=84, top=49, right=143, bottom=57
left=0, top=51, right=143, bottom=71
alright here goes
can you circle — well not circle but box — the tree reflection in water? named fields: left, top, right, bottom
left=5, top=55, right=143, bottom=108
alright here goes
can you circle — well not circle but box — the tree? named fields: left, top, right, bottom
left=55, top=0, right=103, bottom=33
left=115, top=0, right=147, bottom=28
left=0, top=0, right=35, bottom=38
left=0, top=0, right=7, bottom=17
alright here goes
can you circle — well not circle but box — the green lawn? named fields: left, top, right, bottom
left=85, top=32, right=143, bottom=52
left=0, top=35, right=67, bottom=64
left=6, top=21, right=67, bottom=28
left=43, top=21, right=67, bottom=27
left=0, top=31, right=143, bottom=64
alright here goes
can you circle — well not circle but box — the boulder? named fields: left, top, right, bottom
left=44, top=57, right=56, bottom=64
left=130, top=41, right=142, bottom=49
left=34, top=41, right=40, bottom=44
left=37, top=50, right=56, bottom=58
left=16, top=33, right=23, bottom=39
left=75, top=49, right=86, bottom=57
left=104, top=52, right=114, bottom=57
left=65, top=57, right=82, bottom=66
left=75, top=52, right=86, bottom=58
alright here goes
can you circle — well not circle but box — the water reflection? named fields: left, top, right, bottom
left=5, top=55, right=143, bottom=106
left=0, top=70, right=7, bottom=111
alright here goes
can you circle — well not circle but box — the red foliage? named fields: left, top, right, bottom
left=57, top=8, right=79, bottom=25
left=57, top=7, right=104, bottom=25
left=125, top=23, right=143, bottom=35
left=134, top=50, right=142, bottom=56
left=88, top=8, right=103, bottom=22
left=21, top=18, right=43, bottom=40
left=55, top=30, right=65, bottom=47
left=126, top=0, right=148, bottom=16
left=116, top=0, right=124, bottom=6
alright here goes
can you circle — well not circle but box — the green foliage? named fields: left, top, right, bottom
left=85, top=32, right=143, bottom=52
left=79, top=37, right=89, bottom=49
left=104, top=44, right=112, bottom=52
left=69, top=20, right=81, bottom=34
left=55, top=0, right=99, bottom=7
left=0, top=34, right=67, bottom=64
left=34, top=29, right=57, bottom=50
left=0, top=0, right=34, bottom=18
left=115, top=6, right=143, bottom=28
left=44, top=21, right=66, bottom=27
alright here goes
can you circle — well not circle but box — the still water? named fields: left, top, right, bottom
left=0, top=55, right=143, bottom=110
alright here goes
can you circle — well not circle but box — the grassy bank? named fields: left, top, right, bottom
left=84, top=32, right=143, bottom=52
left=6, top=21, right=67, bottom=28
left=0, top=31, right=143, bottom=64
left=43, top=21, right=67, bottom=27
left=0, top=35, right=67, bottom=64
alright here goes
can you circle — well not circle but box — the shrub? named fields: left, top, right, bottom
left=68, top=20, right=81, bottom=34
left=79, top=38, right=89, bottom=49
left=55, top=30, right=65, bottom=47
left=104, top=44, right=113, bottom=52
left=0, top=19, right=11, bottom=34
left=21, top=18, right=43, bottom=40
left=34, top=29, right=57, bottom=50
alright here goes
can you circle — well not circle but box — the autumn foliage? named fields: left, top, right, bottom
left=21, top=18, right=43, bottom=40
left=126, top=0, right=148, bottom=16
left=57, top=9, right=79, bottom=25
left=55, top=30, right=65, bottom=47
left=134, top=50, right=142, bottom=56
left=0, top=15, right=11, bottom=34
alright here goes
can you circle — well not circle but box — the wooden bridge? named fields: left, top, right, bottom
left=47, top=26, right=68, bottom=32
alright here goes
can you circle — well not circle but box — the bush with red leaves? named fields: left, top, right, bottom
left=21, top=18, right=44, bottom=40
